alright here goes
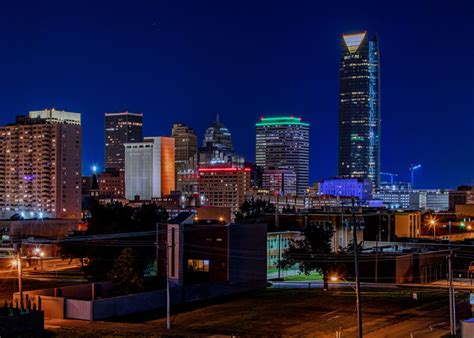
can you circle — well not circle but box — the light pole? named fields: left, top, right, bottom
left=430, top=219, right=437, bottom=239
left=350, top=198, right=363, bottom=338
left=11, top=255, right=23, bottom=307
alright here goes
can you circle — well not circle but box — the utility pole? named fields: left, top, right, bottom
left=275, top=193, right=279, bottom=230
left=16, top=253, right=23, bottom=308
left=375, top=234, right=378, bottom=283
left=448, top=251, right=456, bottom=337
left=351, top=198, right=363, bottom=338
left=165, top=238, right=170, bottom=330
left=278, top=233, right=281, bottom=279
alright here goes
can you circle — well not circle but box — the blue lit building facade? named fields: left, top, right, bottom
left=319, top=177, right=373, bottom=201
left=338, top=32, right=381, bottom=188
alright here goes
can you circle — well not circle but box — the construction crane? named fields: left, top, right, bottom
left=409, top=164, right=421, bottom=189
left=380, top=172, right=399, bottom=184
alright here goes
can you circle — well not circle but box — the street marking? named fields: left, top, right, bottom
left=410, top=322, right=446, bottom=338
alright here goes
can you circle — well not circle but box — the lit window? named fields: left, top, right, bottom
left=187, top=259, right=210, bottom=272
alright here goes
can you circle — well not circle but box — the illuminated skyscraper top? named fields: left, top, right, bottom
left=338, top=31, right=381, bottom=188
left=202, top=114, right=234, bottom=153
left=256, top=116, right=310, bottom=195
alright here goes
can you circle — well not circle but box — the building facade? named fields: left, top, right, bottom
left=0, top=110, right=82, bottom=219
left=262, top=169, right=297, bottom=196
left=256, top=116, right=310, bottom=196
left=319, top=177, right=373, bottom=201
left=105, top=112, right=143, bottom=171
left=98, top=169, right=125, bottom=199
left=394, top=211, right=421, bottom=239
left=373, top=189, right=449, bottom=211
left=202, top=114, right=233, bottom=154
left=124, top=137, right=175, bottom=200
left=198, top=167, right=251, bottom=214
left=172, top=123, right=198, bottom=171
left=338, top=31, right=381, bottom=188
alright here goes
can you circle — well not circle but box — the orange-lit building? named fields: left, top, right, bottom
left=198, top=167, right=251, bottom=214
left=160, top=137, right=176, bottom=196
left=124, top=137, right=175, bottom=200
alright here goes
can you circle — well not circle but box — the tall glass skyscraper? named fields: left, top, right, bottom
left=105, top=112, right=143, bottom=171
left=338, top=31, right=381, bottom=188
left=256, top=116, right=310, bottom=196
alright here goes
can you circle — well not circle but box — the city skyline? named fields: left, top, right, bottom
left=0, top=1, right=472, bottom=188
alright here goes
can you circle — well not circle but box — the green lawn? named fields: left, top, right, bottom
left=283, top=272, right=322, bottom=281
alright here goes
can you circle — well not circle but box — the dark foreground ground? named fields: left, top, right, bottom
left=39, top=287, right=470, bottom=337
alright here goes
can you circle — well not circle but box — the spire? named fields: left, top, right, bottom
left=216, top=113, right=220, bottom=124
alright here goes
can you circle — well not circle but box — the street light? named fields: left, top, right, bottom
left=11, top=255, right=22, bottom=307
left=429, top=218, right=437, bottom=239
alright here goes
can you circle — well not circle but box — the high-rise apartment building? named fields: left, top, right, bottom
left=105, top=112, right=143, bottom=171
left=338, top=31, right=381, bottom=188
left=198, top=167, right=251, bottom=214
left=256, top=116, right=310, bottom=196
left=124, top=137, right=175, bottom=200
left=0, top=109, right=82, bottom=219
left=171, top=123, right=198, bottom=170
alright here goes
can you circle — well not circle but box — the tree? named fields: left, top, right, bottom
left=59, top=202, right=169, bottom=282
left=108, top=248, right=144, bottom=295
left=235, top=198, right=275, bottom=221
left=279, top=222, right=343, bottom=290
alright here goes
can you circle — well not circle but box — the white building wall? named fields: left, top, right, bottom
left=125, top=137, right=162, bottom=200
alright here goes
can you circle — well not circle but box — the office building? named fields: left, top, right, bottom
left=449, top=185, right=474, bottom=211
left=394, top=211, right=421, bottom=239
left=202, top=114, right=233, bottom=154
left=256, top=116, right=310, bottom=195
left=198, top=167, right=251, bottom=214
left=319, top=177, right=373, bottom=201
left=98, top=169, right=125, bottom=199
left=0, top=110, right=82, bottom=219
left=338, top=31, right=381, bottom=188
left=373, top=189, right=449, bottom=211
left=262, top=169, right=297, bottom=196
left=105, top=112, right=143, bottom=171
left=124, top=137, right=175, bottom=200
left=172, top=123, right=198, bottom=171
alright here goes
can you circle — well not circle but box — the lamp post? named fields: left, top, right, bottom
left=11, top=255, right=23, bottom=307
left=430, top=219, right=437, bottom=239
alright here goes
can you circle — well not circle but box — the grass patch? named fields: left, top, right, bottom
left=284, top=272, right=322, bottom=281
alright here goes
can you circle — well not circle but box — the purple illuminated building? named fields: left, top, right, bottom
left=319, top=177, right=373, bottom=201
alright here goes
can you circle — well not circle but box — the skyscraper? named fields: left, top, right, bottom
left=124, top=137, right=175, bottom=200
left=338, top=31, right=381, bottom=188
left=202, top=114, right=233, bottom=153
left=256, top=116, right=310, bottom=195
left=171, top=123, right=198, bottom=170
left=0, top=109, right=82, bottom=219
left=105, top=112, right=143, bottom=171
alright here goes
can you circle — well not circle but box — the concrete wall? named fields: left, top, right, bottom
left=19, top=280, right=265, bottom=321
left=395, top=254, right=414, bottom=284
left=1, top=219, right=79, bottom=238
left=13, top=293, right=65, bottom=319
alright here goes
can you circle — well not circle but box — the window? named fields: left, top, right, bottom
left=187, top=259, right=209, bottom=272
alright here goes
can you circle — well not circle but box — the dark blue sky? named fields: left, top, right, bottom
left=0, top=0, right=472, bottom=188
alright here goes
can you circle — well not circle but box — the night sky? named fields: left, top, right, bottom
left=0, top=0, right=472, bottom=188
